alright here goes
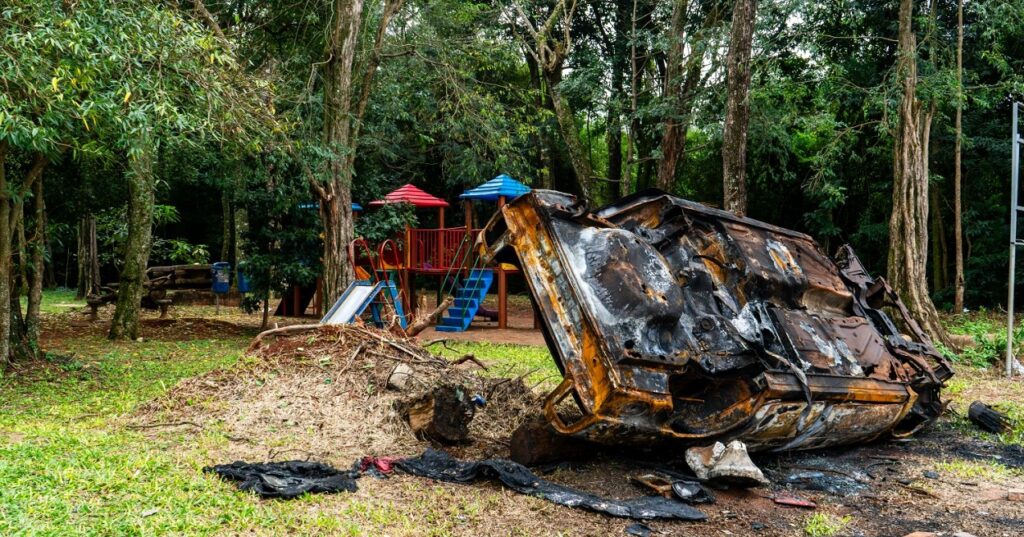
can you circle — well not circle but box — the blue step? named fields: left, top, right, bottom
left=453, top=297, right=478, bottom=309
left=436, top=270, right=494, bottom=332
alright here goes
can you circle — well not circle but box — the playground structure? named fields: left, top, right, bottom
left=322, top=175, right=532, bottom=332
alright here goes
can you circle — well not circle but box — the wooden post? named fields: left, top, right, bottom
left=314, top=276, right=324, bottom=315
left=404, top=224, right=412, bottom=268
left=405, top=270, right=415, bottom=317
left=498, top=266, right=507, bottom=329
left=438, top=207, right=445, bottom=228
left=498, top=195, right=506, bottom=209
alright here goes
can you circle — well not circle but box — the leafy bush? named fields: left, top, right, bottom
left=355, top=204, right=418, bottom=245
left=943, top=312, right=1024, bottom=368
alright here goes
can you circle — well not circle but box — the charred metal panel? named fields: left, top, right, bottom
left=481, top=189, right=954, bottom=451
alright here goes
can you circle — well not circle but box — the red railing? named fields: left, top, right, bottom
left=408, top=227, right=481, bottom=272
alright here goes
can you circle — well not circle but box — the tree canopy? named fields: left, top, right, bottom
left=3, top=0, right=1024, bottom=359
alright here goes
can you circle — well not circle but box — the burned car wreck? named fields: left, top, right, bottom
left=479, top=189, right=954, bottom=452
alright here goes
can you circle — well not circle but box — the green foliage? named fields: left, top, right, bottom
left=943, top=312, right=1024, bottom=368
left=235, top=150, right=322, bottom=302
left=355, top=204, right=418, bottom=246
left=95, top=205, right=208, bottom=267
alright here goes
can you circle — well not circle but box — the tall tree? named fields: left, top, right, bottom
left=315, top=0, right=404, bottom=308
left=658, top=0, right=721, bottom=192
left=887, top=0, right=950, bottom=347
left=514, top=0, right=595, bottom=200
left=953, top=0, right=965, bottom=312
left=108, top=138, right=156, bottom=340
left=0, top=142, right=11, bottom=366
left=721, top=0, right=757, bottom=215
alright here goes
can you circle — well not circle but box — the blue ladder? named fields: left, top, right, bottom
left=369, top=280, right=407, bottom=329
left=436, top=269, right=494, bottom=332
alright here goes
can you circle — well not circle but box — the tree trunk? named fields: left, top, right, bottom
left=623, top=0, right=639, bottom=194
left=317, top=0, right=363, bottom=310
left=929, top=186, right=948, bottom=291
left=953, top=0, right=965, bottom=312
left=658, top=0, right=717, bottom=193
left=721, top=0, right=757, bottom=216
left=544, top=71, right=595, bottom=200
left=26, top=177, right=45, bottom=346
left=90, top=216, right=99, bottom=293
left=76, top=215, right=99, bottom=298
left=76, top=217, right=86, bottom=298
left=220, top=188, right=232, bottom=262
left=657, top=0, right=690, bottom=192
left=887, top=0, right=951, bottom=348
left=516, top=0, right=591, bottom=198
left=525, top=52, right=552, bottom=190
left=0, top=141, right=10, bottom=366
left=109, top=141, right=156, bottom=340
left=606, top=0, right=627, bottom=199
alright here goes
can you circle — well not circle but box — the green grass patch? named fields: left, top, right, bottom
left=803, top=513, right=852, bottom=537
left=19, top=287, right=86, bottom=315
left=429, top=341, right=561, bottom=390
left=0, top=321, right=545, bottom=535
left=935, top=458, right=1021, bottom=480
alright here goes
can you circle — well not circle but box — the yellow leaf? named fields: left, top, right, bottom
left=51, top=77, right=59, bottom=92
left=209, top=53, right=215, bottom=64
left=123, top=90, right=132, bottom=103
left=82, top=117, right=89, bottom=131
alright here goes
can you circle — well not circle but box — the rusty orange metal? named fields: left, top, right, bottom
left=479, top=190, right=954, bottom=452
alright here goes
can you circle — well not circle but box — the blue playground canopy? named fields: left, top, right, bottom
left=459, top=174, right=530, bottom=202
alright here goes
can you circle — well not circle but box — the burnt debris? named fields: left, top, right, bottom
left=479, top=189, right=954, bottom=452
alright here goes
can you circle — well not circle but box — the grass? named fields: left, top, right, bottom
left=934, top=458, right=1022, bottom=481
left=429, top=340, right=561, bottom=391
left=17, top=287, right=86, bottom=315
left=3, top=290, right=1023, bottom=535
left=0, top=291, right=566, bottom=536
left=0, top=333, right=488, bottom=536
left=803, top=513, right=852, bottom=537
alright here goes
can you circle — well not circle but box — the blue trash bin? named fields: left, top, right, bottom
left=211, top=262, right=231, bottom=294
left=236, top=262, right=251, bottom=293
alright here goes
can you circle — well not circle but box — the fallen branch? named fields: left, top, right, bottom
left=897, top=482, right=939, bottom=499
left=337, top=343, right=366, bottom=377
left=451, top=354, right=488, bottom=370
left=127, top=420, right=202, bottom=430
left=246, top=324, right=323, bottom=353
left=405, top=296, right=454, bottom=337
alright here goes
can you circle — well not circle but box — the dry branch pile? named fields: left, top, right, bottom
left=134, top=325, right=540, bottom=464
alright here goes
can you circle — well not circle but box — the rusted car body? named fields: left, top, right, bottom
left=479, top=190, right=953, bottom=452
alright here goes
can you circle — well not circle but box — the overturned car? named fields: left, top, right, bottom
left=479, top=190, right=953, bottom=452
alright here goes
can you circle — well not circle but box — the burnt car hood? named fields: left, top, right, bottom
left=480, top=189, right=953, bottom=452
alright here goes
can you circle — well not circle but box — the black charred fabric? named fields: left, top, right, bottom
left=396, top=449, right=706, bottom=521
left=204, top=461, right=358, bottom=499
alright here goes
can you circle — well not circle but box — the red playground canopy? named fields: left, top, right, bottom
left=368, top=184, right=449, bottom=208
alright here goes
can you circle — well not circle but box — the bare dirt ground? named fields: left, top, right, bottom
left=416, top=294, right=547, bottom=346
left=39, top=299, right=1024, bottom=536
